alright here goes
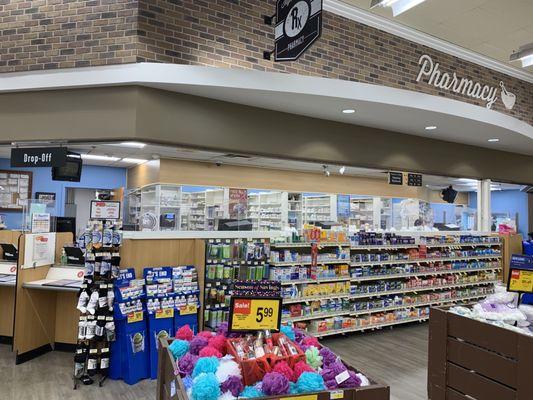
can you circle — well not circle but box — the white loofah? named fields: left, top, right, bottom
left=215, top=357, right=242, bottom=383
left=217, top=391, right=236, bottom=400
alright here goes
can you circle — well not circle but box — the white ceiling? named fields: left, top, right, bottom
left=340, top=0, right=533, bottom=71
left=0, top=143, right=523, bottom=192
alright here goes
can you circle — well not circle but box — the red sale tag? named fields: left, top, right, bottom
left=234, top=299, right=251, bottom=314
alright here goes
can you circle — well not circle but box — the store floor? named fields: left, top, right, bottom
left=0, top=323, right=427, bottom=400
left=0, top=344, right=156, bottom=400
left=323, top=323, right=428, bottom=400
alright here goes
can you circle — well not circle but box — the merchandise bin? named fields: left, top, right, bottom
left=157, top=338, right=390, bottom=400
left=428, top=307, right=533, bottom=400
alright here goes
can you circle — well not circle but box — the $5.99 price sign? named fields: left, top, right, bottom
left=228, top=296, right=282, bottom=332
left=508, top=268, right=533, bottom=293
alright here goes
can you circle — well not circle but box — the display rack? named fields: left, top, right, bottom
left=277, top=233, right=502, bottom=337
left=247, top=191, right=288, bottom=231
left=206, top=188, right=227, bottom=230
left=349, top=197, right=374, bottom=229
left=181, top=191, right=207, bottom=231
left=203, top=238, right=269, bottom=330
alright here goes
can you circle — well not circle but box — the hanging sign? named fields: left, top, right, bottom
left=228, top=296, right=282, bottom=332
left=90, top=200, right=121, bottom=220
left=407, top=173, right=423, bottom=187
left=416, top=54, right=516, bottom=110
left=10, top=147, right=67, bottom=167
left=272, top=0, right=323, bottom=61
left=388, top=171, right=403, bottom=185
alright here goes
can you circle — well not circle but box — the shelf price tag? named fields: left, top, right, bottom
left=155, top=308, right=175, bottom=319
left=180, top=304, right=197, bottom=315
left=229, top=296, right=282, bottom=332
left=127, top=311, right=144, bottom=324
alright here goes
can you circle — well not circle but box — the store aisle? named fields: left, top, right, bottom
left=322, top=323, right=428, bottom=400
left=0, top=344, right=156, bottom=400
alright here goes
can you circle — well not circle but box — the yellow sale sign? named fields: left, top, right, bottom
left=229, top=297, right=282, bottom=331
left=509, top=269, right=533, bottom=293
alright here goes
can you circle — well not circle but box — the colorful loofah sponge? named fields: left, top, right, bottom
left=190, top=336, right=209, bottom=355
left=262, top=372, right=290, bottom=396
left=176, top=325, right=194, bottom=341
left=178, top=352, right=198, bottom=377
left=191, top=373, right=220, bottom=400
left=296, top=372, right=325, bottom=393
left=305, top=346, right=323, bottom=370
left=192, top=357, right=220, bottom=378
left=169, top=339, right=190, bottom=360
left=273, top=361, right=296, bottom=382
left=208, top=335, right=227, bottom=354
left=199, top=346, right=223, bottom=358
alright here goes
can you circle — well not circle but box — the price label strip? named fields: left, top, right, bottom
left=228, top=296, right=282, bottom=332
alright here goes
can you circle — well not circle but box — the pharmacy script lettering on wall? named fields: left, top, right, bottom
left=416, top=54, right=516, bottom=111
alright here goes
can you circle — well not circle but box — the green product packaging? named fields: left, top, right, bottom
left=223, top=266, right=231, bottom=279
left=207, top=265, right=216, bottom=279
left=215, top=264, right=224, bottom=279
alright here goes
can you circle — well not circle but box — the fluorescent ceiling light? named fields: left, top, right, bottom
left=510, top=43, right=533, bottom=68
left=425, top=125, right=437, bottom=130
left=487, top=138, right=500, bottom=142
left=342, top=109, right=356, bottom=114
left=122, top=158, right=148, bottom=164
left=81, top=154, right=120, bottom=161
left=370, top=0, right=427, bottom=16
left=455, top=178, right=478, bottom=183
left=106, top=141, right=146, bottom=148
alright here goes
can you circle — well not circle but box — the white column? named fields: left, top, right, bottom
left=477, top=179, right=492, bottom=232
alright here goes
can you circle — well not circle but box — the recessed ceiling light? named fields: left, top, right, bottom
left=488, top=138, right=500, bottom=142
left=122, top=158, right=148, bottom=164
left=425, top=126, right=437, bottom=130
left=106, top=142, right=146, bottom=148
left=342, top=109, right=356, bottom=114
left=81, top=154, right=120, bottom=162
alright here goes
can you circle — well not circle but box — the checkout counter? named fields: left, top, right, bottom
left=0, top=231, right=22, bottom=342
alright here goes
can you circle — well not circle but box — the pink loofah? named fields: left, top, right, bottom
left=197, top=331, right=214, bottom=340
left=273, top=361, right=296, bottom=382
left=302, top=337, right=320, bottom=348
left=176, top=325, right=194, bottom=341
left=199, top=346, right=223, bottom=358
left=293, top=361, right=315, bottom=379
left=208, top=335, right=227, bottom=354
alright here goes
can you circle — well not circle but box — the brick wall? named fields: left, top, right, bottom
left=137, top=0, right=532, bottom=124
left=0, top=0, right=138, bottom=72
left=1, top=0, right=531, bottom=123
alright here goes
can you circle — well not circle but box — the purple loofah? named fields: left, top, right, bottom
left=319, top=347, right=338, bottom=367
left=339, top=370, right=362, bottom=389
left=221, top=375, right=244, bottom=397
left=320, top=361, right=347, bottom=383
left=190, top=336, right=209, bottom=355
left=294, top=328, right=306, bottom=345
left=324, top=378, right=338, bottom=390
left=178, top=353, right=199, bottom=377
left=262, top=372, right=290, bottom=396
left=216, top=322, right=228, bottom=337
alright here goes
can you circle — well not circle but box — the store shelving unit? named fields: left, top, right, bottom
left=349, top=197, right=374, bottom=229
left=206, top=189, right=228, bottom=230
left=288, top=192, right=303, bottom=230
left=247, top=191, right=288, bottom=231
left=303, top=194, right=337, bottom=224
left=278, top=234, right=502, bottom=337
left=181, top=191, right=207, bottom=230
left=135, top=184, right=181, bottom=231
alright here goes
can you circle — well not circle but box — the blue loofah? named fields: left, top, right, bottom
left=280, top=325, right=295, bottom=341
left=289, top=382, right=299, bottom=394
left=240, top=385, right=265, bottom=398
left=192, top=356, right=220, bottom=378
left=169, top=339, right=190, bottom=360
left=296, top=372, right=325, bottom=393
left=191, top=373, right=221, bottom=400
left=182, top=375, right=194, bottom=391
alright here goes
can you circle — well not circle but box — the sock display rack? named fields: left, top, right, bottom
left=272, top=232, right=501, bottom=337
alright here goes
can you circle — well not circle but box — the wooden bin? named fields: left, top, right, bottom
left=428, top=307, right=533, bottom=400
left=157, top=338, right=390, bottom=400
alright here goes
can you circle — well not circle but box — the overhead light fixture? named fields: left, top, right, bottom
left=425, top=125, right=437, bottom=131
left=81, top=154, right=120, bottom=162
left=122, top=158, right=148, bottom=164
left=342, top=109, right=356, bottom=114
left=339, top=166, right=346, bottom=175
left=370, top=0, right=427, bottom=16
left=106, top=141, right=146, bottom=148
left=510, top=43, right=533, bottom=68
left=487, top=138, right=500, bottom=142
left=322, top=165, right=330, bottom=177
